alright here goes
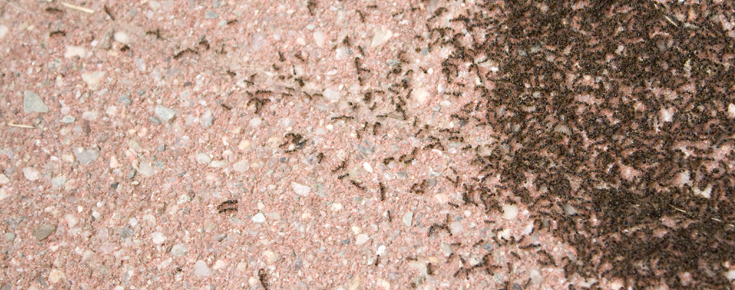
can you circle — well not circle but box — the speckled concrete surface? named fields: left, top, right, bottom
left=1, top=0, right=735, bottom=289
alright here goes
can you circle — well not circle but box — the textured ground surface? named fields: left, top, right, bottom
left=1, top=0, right=735, bottom=289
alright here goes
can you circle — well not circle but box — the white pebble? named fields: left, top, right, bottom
left=196, top=153, right=212, bottom=164
left=313, top=30, right=325, bottom=47
left=0, top=25, right=8, bottom=40
left=331, top=203, right=343, bottom=212
left=371, top=27, right=393, bottom=48
left=138, top=160, right=154, bottom=177
left=291, top=182, right=310, bottom=196
left=376, top=245, right=387, bottom=256
left=233, top=160, right=250, bottom=172
left=81, top=71, right=106, bottom=88
left=402, top=212, right=413, bottom=227
left=249, top=117, right=262, bottom=127
left=252, top=213, right=266, bottom=223
left=413, top=87, right=429, bottom=105
left=23, top=167, right=40, bottom=181
left=355, top=234, right=370, bottom=245
left=113, top=31, right=130, bottom=44
left=0, top=174, right=8, bottom=184
left=64, top=46, right=87, bottom=58
left=193, top=260, right=212, bottom=277
left=150, top=232, right=166, bottom=244
left=502, top=204, right=519, bottom=220
left=323, top=89, right=341, bottom=101
left=728, top=103, right=735, bottom=118
left=363, top=162, right=373, bottom=173
left=449, top=221, right=464, bottom=235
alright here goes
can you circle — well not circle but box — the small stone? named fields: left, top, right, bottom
left=323, top=89, right=340, bottom=101
left=64, top=46, right=87, bottom=58
left=61, top=116, right=75, bottom=123
left=0, top=174, right=8, bottom=184
left=250, top=33, right=266, bottom=51
left=237, top=262, right=248, bottom=272
left=119, top=227, right=134, bottom=239
left=402, top=212, right=413, bottom=227
left=51, top=176, right=66, bottom=188
left=371, top=27, right=393, bottom=48
left=194, top=260, right=212, bottom=277
left=238, top=140, right=251, bottom=151
left=32, top=224, right=57, bottom=241
left=291, top=182, right=310, bottom=196
left=5, top=232, right=16, bottom=241
left=81, top=71, right=106, bottom=88
left=149, top=116, right=162, bottom=125
left=170, top=243, right=188, bottom=257
left=252, top=213, right=266, bottom=223
left=313, top=30, right=325, bottom=47
left=154, top=105, right=177, bottom=122
left=113, top=31, right=130, bottom=44
left=73, top=147, right=100, bottom=165
left=196, top=153, right=212, bottom=164
left=118, top=95, right=132, bottom=106
left=200, top=110, right=215, bottom=128
left=502, top=204, right=519, bottom=220
left=482, top=243, right=494, bottom=251
left=449, top=221, right=464, bottom=235
left=23, top=90, right=49, bottom=113
left=23, top=167, right=41, bottom=181
left=0, top=25, right=8, bottom=40
left=48, top=269, right=65, bottom=284
left=363, top=162, right=374, bottom=173
left=213, top=260, right=228, bottom=270
left=205, top=10, right=218, bottom=19
left=249, top=117, right=262, bottom=127
left=233, top=160, right=250, bottom=172
left=355, top=234, right=370, bottom=245
left=138, top=160, right=154, bottom=177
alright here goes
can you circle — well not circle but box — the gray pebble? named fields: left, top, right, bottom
left=119, top=227, right=134, bottom=239
left=200, top=110, right=215, bottom=128
left=118, top=94, right=132, bottom=106
left=127, top=169, right=137, bottom=179
left=157, top=145, right=166, bottom=152
left=73, top=147, right=100, bottom=165
left=205, top=10, right=218, bottom=19
left=32, top=224, right=56, bottom=241
left=306, top=24, right=316, bottom=30
left=212, top=0, right=219, bottom=8
left=396, top=171, right=408, bottom=179
left=154, top=105, right=177, bottom=122
left=170, top=243, right=188, bottom=257
left=128, top=8, right=138, bottom=17
left=149, top=116, right=162, bottom=125
left=61, top=116, right=75, bottom=123
left=482, top=243, right=494, bottom=251
left=5, top=232, right=15, bottom=241
left=23, top=90, right=49, bottom=113
left=512, top=283, right=522, bottom=290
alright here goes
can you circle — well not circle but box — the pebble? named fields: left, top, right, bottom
left=48, top=269, right=65, bottom=284
left=402, top=212, right=413, bottom=227
left=119, top=227, right=134, bottom=239
left=251, top=213, right=266, bottom=223
left=413, top=88, right=429, bottom=105
left=194, top=260, right=212, bottom=277
left=51, top=176, right=66, bottom=188
left=313, top=30, right=325, bottom=47
left=113, top=31, right=130, bottom=44
left=355, top=234, right=370, bottom=245
left=249, top=117, right=262, bottom=127
left=196, top=153, right=212, bottom=164
left=233, top=160, right=250, bottom=172
left=64, top=46, right=87, bottom=58
left=149, top=116, right=162, bottom=125
left=73, top=147, right=100, bottom=165
left=170, top=243, right=188, bottom=257
left=151, top=232, right=166, bottom=245
left=23, top=90, right=49, bottom=113
left=32, top=224, right=56, bottom=241
left=449, top=221, right=464, bottom=235
left=0, top=25, right=7, bottom=40
left=502, top=204, right=519, bottom=220
left=81, top=71, right=106, bottom=88
left=61, top=116, right=75, bottom=123
left=250, top=33, right=266, bottom=51
left=0, top=174, right=8, bottom=184
left=371, top=27, right=393, bottom=48
left=138, top=160, right=154, bottom=177
left=5, top=232, right=15, bottom=241
left=363, top=162, right=373, bottom=173
left=205, top=10, right=218, bottom=19
left=323, top=89, right=340, bottom=101
left=200, top=110, right=215, bottom=128
left=291, top=182, right=310, bottom=196
left=118, top=95, right=132, bottom=106
left=154, top=105, right=177, bottom=122
left=23, top=167, right=41, bottom=181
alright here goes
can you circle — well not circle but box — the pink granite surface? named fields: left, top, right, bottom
left=1, top=0, right=734, bottom=290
